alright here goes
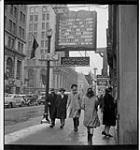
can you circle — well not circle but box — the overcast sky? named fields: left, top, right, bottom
left=67, top=5, right=108, bottom=75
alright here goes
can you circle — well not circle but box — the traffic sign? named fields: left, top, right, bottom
left=61, top=57, right=90, bottom=66
left=39, top=53, right=59, bottom=61
left=46, top=53, right=59, bottom=61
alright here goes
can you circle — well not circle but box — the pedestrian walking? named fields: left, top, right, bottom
left=67, top=84, right=82, bottom=132
left=81, top=88, right=100, bottom=145
left=56, top=88, right=68, bottom=129
left=102, top=87, right=116, bottom=137
left=47, top=88, right=57, bottom=128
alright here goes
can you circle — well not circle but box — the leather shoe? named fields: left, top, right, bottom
left=102, top=131, right=107, bottom=136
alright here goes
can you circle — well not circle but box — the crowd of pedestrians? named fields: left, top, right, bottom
left=46, top=84, right=117, bottom=145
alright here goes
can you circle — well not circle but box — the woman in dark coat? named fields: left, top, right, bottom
left=48, top=88, right=57, bottom=128
left=102, top=87, right=116, bottom=137
left=56, top=88, right=68, bottom=129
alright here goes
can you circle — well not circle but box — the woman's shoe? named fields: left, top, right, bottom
left=107, top=134, right=113, bottom=137
left=102, top=131, right=107, bottom=136
left=60, top=125, right=64, bottom=129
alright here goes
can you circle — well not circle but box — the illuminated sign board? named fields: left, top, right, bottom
left=61, top=57, right=90, bottom=66
left=56, top=11, right=97, bottom=51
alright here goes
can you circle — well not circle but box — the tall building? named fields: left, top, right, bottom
left=4, top=5, right=27, bottom=94
left=24, top=5, right=78, bottom=94
left=24, top=5, right=56, bottom=94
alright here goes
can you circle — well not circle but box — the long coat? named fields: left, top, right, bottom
left=56, top=94, right=68, bottom=119
left=103, top=93, right=116, bottom=126
left=81, top=95, right=100, bottom=128
left=48, top=93, right=57, bottom=119
left=67, top=92, right=82, bottom=118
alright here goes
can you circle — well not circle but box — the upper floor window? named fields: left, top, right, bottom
left=30, top=7, right=34, bottom=13
left=34, top=15, right=38, bottom=21
left=47, top=13, right=49, bottom=20
left=42, top=14, right=45, bottom=21
left=30, top=15, right=33, bottom=21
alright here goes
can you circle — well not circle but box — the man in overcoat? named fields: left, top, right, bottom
left=56, top=88, right=68, bottom=129
left=48, top=88, right=57, bottom=128
left=67, top=84, right=82, bottom=132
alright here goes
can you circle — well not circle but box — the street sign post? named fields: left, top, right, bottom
left=61, top=57, right=90, bottom=66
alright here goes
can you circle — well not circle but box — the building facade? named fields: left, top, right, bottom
left=107, top=5, right=137, bottom=144
left=4, top=5, right=27, bottom=94
left=24, top=5, right=56, bottom=94
left=24, top=5, right=78, bottom=94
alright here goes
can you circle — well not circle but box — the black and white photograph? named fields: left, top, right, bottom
left=2, top=2, right=138, bottom=149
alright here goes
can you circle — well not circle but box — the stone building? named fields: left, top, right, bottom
left=24, top=5, right=78, bottom=94
left=4, top=5, right=27, bottom=94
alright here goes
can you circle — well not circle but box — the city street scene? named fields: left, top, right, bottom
left=4, top=4, right=137, bottom=147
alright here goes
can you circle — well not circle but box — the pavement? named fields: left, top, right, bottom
left=5, top=108, right=116, bottom=145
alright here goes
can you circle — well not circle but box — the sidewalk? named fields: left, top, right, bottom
left=5, top=110, right=116, bottom=145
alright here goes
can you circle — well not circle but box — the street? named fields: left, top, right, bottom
left=5, top=107, right=116, bottom=145
left=4, top=105, right=44, bottom=134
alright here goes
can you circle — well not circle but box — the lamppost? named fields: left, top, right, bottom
left=41, top=29, right=52, bottom=123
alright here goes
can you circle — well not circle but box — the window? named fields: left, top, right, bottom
left=14, top=7, right=17, bottom=18
left=42, top=14, right=45, bottom=20
left=20, top=12, right=22, bottom=21
left=18, top=42, right=24, bottom=53
left=23, top=14, right=25, bottom=23
left=42, top=6, right=47, bottom=12
left=8, top=36, right=15, bottom=49
left=34, top=15, right=38, bottom=21
left=35, top=7, right=39, bottom=13
left=42, top=23, right=45, bottom=29
left=22, top=29, right=24, bottom=39
left=9, top=20, right=12, bottom=32
left=34, top=23, right=38, bottom=31
left=30, top=7, right=34, bottom=13
left=45, top=40, right=48, bottom=47
left=41, top=40, right=44, bottom=48
left=17, top=60, right=21, bottom=79
left=46, top=22, right=49, bottom=30
left=12, top=22, right=16, bottom=34
left=41, top=32, right=45, bottom=39
left=46, top=13, right=49, bottom=20
left=30, top=15, right=33, bottom=21
left=29, top=24, right=33, bottom=31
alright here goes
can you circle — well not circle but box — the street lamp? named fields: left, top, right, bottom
left=41, top=29, right=52, bottom=124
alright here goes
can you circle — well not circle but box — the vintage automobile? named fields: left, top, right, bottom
left=4, top=94, right=25, bottom=108
left=24, top=94, right=39, bottom=106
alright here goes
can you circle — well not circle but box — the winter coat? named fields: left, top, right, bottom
left=103, top=93, right=116, bottom=126
left=56, top=94, right=68, bottom=119
left=47, top=93, right=57, bottom=119
left=81, top=95, right=100, bottom=128
left=67, top=92, right=82, bottom=118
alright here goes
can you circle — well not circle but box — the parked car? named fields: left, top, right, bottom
left=24, top=95, right=39, bottom=106
left=37, top=96, right=45, bottom=105
left=4, top=94, right=25, bottom=108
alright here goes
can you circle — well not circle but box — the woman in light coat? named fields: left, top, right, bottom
left=81, top=88, right=100, bottom=145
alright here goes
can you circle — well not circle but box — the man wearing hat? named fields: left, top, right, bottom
left=56, top=88, right=68, bottom=129
left=48, top=88, right=57, bottom=128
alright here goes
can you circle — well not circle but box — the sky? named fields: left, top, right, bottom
left=67, top=5, right=108, bottom=75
